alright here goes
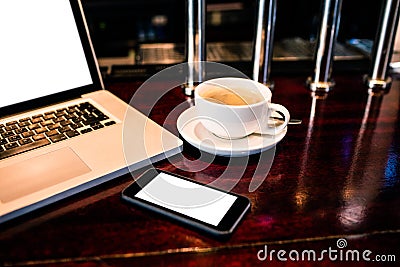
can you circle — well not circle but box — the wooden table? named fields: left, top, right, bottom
left=1, top=74, right=399, bottom=266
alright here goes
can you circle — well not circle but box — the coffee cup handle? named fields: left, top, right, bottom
left=254, top=103, right=290, bottom=135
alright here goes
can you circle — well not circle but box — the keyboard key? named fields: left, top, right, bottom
left=9, top=135, right=22, bottom=142
left=80, top=128, right=92, bottom=134
left=15, top=128, right=28, bottom=134
left=18, top=121, right=30, bottom=127
left=28, top=123, right=41, bottom=130
left=71, top=122, right=84, bottom=129
left=33, top=134, right=46, bottom=141
left=19, top=138, right=33, bottom=145
left=78, top=102, right=92, bottom=109
left=83, top=117, right=105, bottom=126
left=41, top=120, right=53, bottom=127
left=0, top=139, right=50, bottom=160
left=96, top=115, right=109, bottom=121
left=83, top=113, right=95, bottom=120
left=92, top=124, right=104, bottom=130
left=0, top=139, right=8, bottom=145
left=2, top=131, right=14, bottom=138
left=72, top=117, right=83, bottom=123
left=35, top=128, right=48, bottom=134
left=32, top=114, right=43, bottom=119
left=48, top=123, right=61, bottom=130
left=31, top=117, right=43, bottom=123
left=59, top=126, right=71, bottom=133
left=46, top=130, right=59, bottom=137
left=65, top=130, right=80, bottom=138
left=55, top=112, right=65, bottom=117
left=60, top=120, right=72, bottom=126
left=5, top=125, right=18, bottom=131
left=54, top=117, right=65, bottom=123
left=50, top=134, right=67, bottom=143
left=64, top=114, right=76, bottom=120
left=104, top=121, right=116, bottom=126
left=44, top=114, right=55, bottom=120
left=74, top=110, right=84, bottom=116
left=5, top=142, right=19, bottom=150
left=19, top=117, right=30, bottom=122
left=22, top=131, right=35, bottom=138
left=5, top=121, right=18, bottom=126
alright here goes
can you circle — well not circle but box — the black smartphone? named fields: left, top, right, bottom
left=121, top=168, right=251, bottom=238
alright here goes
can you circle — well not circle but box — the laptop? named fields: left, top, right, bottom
left=0, top=0, right=182, bottom=223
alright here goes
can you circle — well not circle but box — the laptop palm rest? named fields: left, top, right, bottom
left=0, top=147, right=91, bottom=203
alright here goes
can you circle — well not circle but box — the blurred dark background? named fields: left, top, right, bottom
left=81, top=0, right=382, bottom=78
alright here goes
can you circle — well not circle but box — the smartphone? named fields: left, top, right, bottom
left=121, top=168, right=251, bottom=238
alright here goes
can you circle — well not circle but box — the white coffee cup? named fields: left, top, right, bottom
left=194, top=77, right=290, bottom=139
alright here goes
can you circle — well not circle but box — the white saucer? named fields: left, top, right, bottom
left=177, top=107, right=287, bottom=157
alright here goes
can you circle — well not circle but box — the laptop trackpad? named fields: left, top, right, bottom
left=0, top=147, right=91, bottom=203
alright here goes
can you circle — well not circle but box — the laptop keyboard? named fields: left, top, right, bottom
left=0, top=102, right=116, bottom=160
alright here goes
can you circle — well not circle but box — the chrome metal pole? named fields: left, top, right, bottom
left=307, top=0, right=342, bottom=92
left=364, top=0, right=400, bottom=93
left=252, top=0, right=276, bottom=88
left=183, top=0, right=206, bottom=96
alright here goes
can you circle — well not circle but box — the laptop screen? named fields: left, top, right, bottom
left=0, top=0, right=94, bottom=109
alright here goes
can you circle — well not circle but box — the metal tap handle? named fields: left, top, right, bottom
left=184, top=0, right=206, bottom=96
left=307, top=0, right=343, bottom=93
left=365, top=0, right=400, bottom=93
left=252, top=0, right=276, bottom=88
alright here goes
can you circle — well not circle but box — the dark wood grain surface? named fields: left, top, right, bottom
left=1, top=74, right=399, bottom=266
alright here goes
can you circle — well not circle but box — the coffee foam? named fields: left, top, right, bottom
left=200, top=85, right=263, bottom=106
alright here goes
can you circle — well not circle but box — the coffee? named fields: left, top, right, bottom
left=195, top=77, right=290, bottom=139
left=199, top=86, right=263, bottom=106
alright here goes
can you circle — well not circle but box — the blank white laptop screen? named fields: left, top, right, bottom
left=0, top=0, right=93, bottom=108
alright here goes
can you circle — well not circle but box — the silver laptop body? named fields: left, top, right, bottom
left=0, top=0, right=182, bottom=223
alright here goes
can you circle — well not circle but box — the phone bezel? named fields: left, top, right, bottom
left=121, top=168, right=251, bottom=237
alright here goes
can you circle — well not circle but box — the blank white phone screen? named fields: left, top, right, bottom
left=135, top=172, right=237, bottom=226
left=0, top=0, right=93, bottom=108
